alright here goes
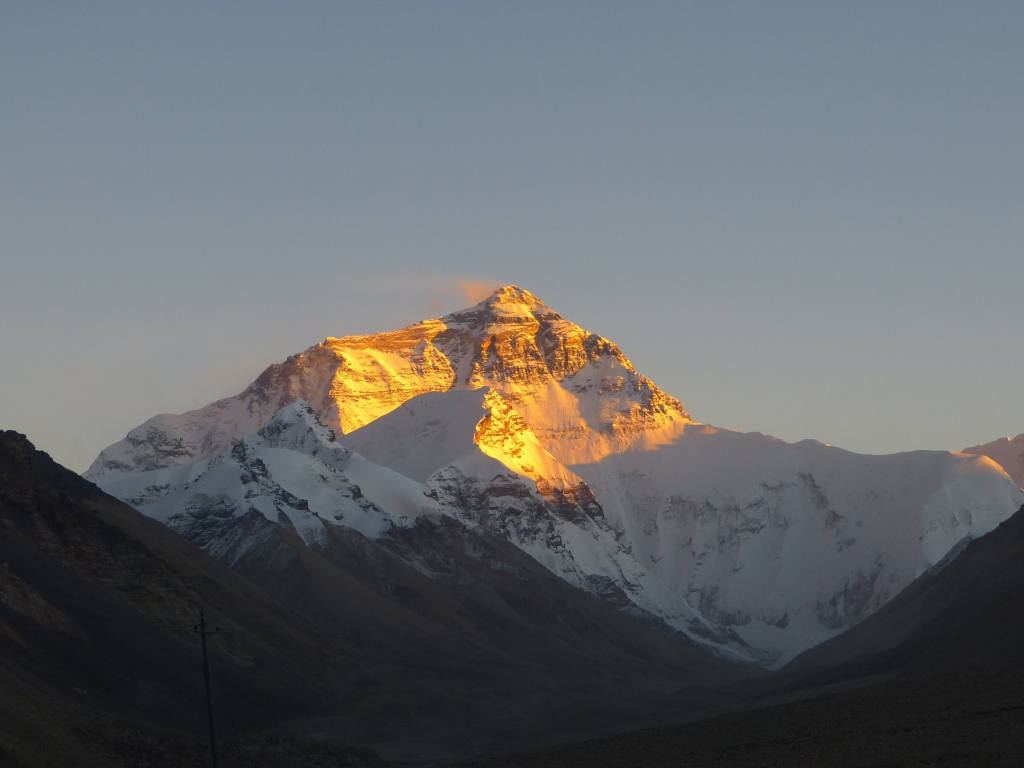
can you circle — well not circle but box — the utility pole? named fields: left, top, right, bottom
left=195, top=612, right=220, bottom=768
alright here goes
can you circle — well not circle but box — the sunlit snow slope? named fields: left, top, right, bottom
left=962, top=434, right=1024, bottom=488
left=86, top=286, right=1024, bottom=666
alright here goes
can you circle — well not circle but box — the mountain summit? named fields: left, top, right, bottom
left=86, top=286, right=690, bottom=477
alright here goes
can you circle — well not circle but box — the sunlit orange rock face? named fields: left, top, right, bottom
left=86, top=286, right=693, bottom=478
left=238, top=286, right=691, bottom=466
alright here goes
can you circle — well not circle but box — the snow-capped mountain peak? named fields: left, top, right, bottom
left=84, top=287, right=1024, bottom=667
left=85, top=286, right=691, bottom=479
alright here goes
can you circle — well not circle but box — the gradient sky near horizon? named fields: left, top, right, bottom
left=2, top=1, right=1023, bottom=472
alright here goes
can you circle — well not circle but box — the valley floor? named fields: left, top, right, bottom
left=0, top=671, right=385, bottom=768
left=452, top=662, right=1024, bottom=768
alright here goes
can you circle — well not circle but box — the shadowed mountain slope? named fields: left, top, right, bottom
left=783, top=501, right=1024, bottom=679
left=449, top=504, right=1024, bottom=767
left=0, top=430, right=750, bottom=767
left=0, top=429, right=385, bottom=766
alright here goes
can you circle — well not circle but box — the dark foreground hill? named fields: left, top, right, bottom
left=451, top=503, right=1024, bottom=767
left=0, top=429, right=385, bottom=767
left=0, top=431, right=750, bottom=767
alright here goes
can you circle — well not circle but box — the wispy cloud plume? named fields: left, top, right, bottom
left=456, top=279, right=501, bottom=306
left=416, top=276, right=503, bottom=317
left=311, top=270, right=505, bottom=325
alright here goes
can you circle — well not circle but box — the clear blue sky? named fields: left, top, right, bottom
left=2, top=1, right=1022, bottom=472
